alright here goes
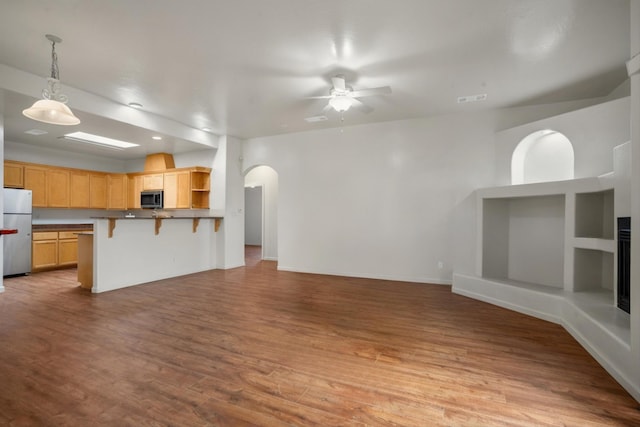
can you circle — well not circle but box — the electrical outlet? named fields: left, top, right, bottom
left=438, top=261, right=444, bottom=269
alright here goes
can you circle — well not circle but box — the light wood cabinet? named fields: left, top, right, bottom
left=89, top=174, right=108, bottom=209
left=142, top=173, right=164, bottom=190
left=70, top=171, right=91, bottom=208
left=24, top=166, right=47, bottom=207
left=58, top=231, right=80, bottom=266
left=108, top=174, right=128, bottom=210
left=32, top=232, right=59, bottom=270
left=46, top=169, right=70, bottom=208
left=190, top=170, right=211, bottom=209
left=4, top=161, right=24, bottom=188
left=32, top=230, right=91, bottom=271
left=163, top=171, right=190, bottom=209
left=128, top=175, right=143, bottom=209
left=6, top=160, right=211, bottom=211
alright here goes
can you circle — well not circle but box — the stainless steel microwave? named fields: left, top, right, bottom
left=140, top=190, right=163, bottom=209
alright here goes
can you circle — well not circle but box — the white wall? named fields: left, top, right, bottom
left=213, top=135, right=245, bottom=269
left=243, top=112, right=498, bottom=284
left=93, top=218, right=217, bottom=293
left=495, top=97, right=631, bottom=186
left=628, top=0, right=640, bottom=400
left=0, top=94, right=5, bottom=288
left=4, top=140, right=128, bottom=172
left=244, top=165, right=278, bottom=260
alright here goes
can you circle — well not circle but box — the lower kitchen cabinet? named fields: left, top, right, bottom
left=32, top=230, right=91, bottom=272
left=32, top=232, right=59, bottom=270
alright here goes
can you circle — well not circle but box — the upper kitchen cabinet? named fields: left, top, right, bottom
left=46, top=169, right=70, bottom=208
left=127, top=175, right=143, bottom=209
left=108, top=174, right=128, bottom=210
left=163, top=170, right=190, bottom=209
left=89, top=173, right=108, bottom=209
left=70, top=170, right=90, bottom=208
left=190, top=169, right=211, bottom=209
left=4, top=161, right=24, bottom=188
left=142, top=173, right=164, bottom=191
left=24, top=165, right=47, bottom=207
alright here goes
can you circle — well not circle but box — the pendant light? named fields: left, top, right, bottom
left=23, top=34, right=80, bottom=125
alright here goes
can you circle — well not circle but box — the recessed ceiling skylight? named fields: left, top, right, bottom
left=62, top=131, right=140, bottom=149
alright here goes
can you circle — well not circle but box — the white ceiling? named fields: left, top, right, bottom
left=0, top=0, right=631, bottom=159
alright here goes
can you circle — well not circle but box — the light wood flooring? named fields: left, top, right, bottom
left=0, top=246, right=639, bottom=426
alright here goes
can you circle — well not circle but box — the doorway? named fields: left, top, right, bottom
left=243, top=165, right=278, bottom=263
left=244, top=186, right=263, bottom=263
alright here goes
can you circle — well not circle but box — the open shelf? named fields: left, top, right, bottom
left=482, top=194, right=565, bottom=289
left=575, top=189, right=614, bottom=239
left=574, top=248, right=614, bottom=292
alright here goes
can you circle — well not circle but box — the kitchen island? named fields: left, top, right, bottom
left=83, top=216, right=222, bottom=293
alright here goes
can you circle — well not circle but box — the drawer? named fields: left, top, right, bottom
left=32, top=231, right=58, bottom=241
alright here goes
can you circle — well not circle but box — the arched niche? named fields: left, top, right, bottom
left=511, top=130, right=574, bottom=185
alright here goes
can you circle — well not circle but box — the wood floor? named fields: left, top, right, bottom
left=0, top=246, right=639, bottom=426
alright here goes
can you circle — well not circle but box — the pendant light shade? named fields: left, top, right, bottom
left=23, top=98, right=80, bottom=125
left=23, top=34, right=80, bottom=126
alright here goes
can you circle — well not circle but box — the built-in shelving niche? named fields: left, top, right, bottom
left=482, top=194, right=565, bottom=289
left=574, top=248, right=614, bottom=292
left=575, top=189, right=614, bottom=239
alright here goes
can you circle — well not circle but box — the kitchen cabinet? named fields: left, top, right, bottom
left=6, top=160, right=211, bottom=211
left=108, top=174, right=128, bottom=210
left=89, top=173, right=108, bottom=209
left=70, top=170, right=90, bottom=208
left=163, top=170, right=190, bottom=209
left=32, top=229, right=91, bottom=271
left=190, top=170, right=211, bottom=209
left=4, top=161, right=24, bottom=188
left=58, top=231, right=81, bottom=266
left=24, top=165, right=47, bottom=207
left=142, top=173, right=163, bottom=190
left=128, top=175, right=143, bottom=209
left=46, top=169, right=70, bottom=208
left=32, top=232, right=59, bottom=270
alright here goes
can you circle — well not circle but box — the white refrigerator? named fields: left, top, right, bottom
left=3, top=189, right=32, bottom=276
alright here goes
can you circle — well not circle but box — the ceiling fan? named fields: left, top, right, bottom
left=308, top=74, right=392, bottom=115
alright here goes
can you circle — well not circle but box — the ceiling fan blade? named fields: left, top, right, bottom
left=306, top=95, right=333, bottom=99
left=350, top=86, right=392, bottom=98
left=350, top=97, right=374, bottom=114
left=332, top=75, right=346, bottom=91
left=322, top=103, right=333, bottom=113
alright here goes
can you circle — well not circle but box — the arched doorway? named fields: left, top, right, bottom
left=244, top=165, right=278, bottom=262
left=511, top=130, right=574, bottom=185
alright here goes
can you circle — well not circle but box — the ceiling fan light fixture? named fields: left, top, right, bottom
left=329, top=96, right=352, bottom=112
left=23, top=34, right=80, bottom=126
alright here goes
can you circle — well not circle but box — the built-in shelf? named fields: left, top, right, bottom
left=575, top=189, right=614, bottom=239
left=573, top=237, right=615, bottom=253
left=574, top=248, right=614, bottom=291
left=477, top=177, right=615, bottom=293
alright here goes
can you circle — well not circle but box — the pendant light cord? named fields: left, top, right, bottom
left=50, top=40, right=60, bottom=80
